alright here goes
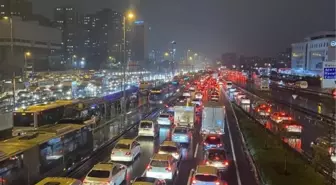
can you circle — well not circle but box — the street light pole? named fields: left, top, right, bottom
left=171, top=41, right=176, bottom=77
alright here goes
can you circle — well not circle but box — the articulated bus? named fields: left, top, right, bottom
left=12, top=100, right=76, bottom=136
left=0, top=124, right=93, bottom=185
left=148, top=85, right=174, bottom=105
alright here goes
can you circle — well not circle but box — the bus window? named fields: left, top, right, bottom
left=13, top=113, right=34, bottom=127
left=0, top=155, right=25, bottom=185
left=39, top=137, right=63, bottom=172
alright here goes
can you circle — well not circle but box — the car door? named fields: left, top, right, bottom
left=112, top=166, right=122, bottom=185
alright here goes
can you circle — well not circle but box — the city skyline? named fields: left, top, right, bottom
left=29, top=0, right=335, bottom=59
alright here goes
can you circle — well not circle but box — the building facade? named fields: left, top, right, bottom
left=53, top=6, right=79, bottom=67
left=131, top=20, right=149, bottom=67
left=291, top=31, right=336, bottom=75
left=0, top=16, right=62, bottom=76
left=0, top=0, right=32, bottom=19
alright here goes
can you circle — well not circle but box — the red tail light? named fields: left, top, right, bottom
left=147, top=165, right=152, bottom=170
left=192, top=178, right=196, bottom=184
left=204, top=142, right=208, bottom=145
left=223, top=160, right=229, bottom=166
left=217, top=144, right=222, bottom=147
left=267, top=108, right=271, bottom=113
left=277, top=117, right=281, bottom=120
left=257, top=108, right=260, bottom=112
left=215, top=181, right=220, bottom=185
left=165, top=167, right=172, bottom=171
left=125, top=152, right=131, bottom=156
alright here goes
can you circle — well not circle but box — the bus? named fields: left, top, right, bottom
left=12, top=100, right=76, bottom=136
left=0, top=124, right=93, bottom=185
left=148, top=85, right=174, bottom=105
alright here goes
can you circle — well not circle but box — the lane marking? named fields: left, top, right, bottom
left=223, top=89, right=242, bottom=185
left=194, top=143, right=199, bottom=158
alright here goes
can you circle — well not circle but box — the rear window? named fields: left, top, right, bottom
left=134, top=177, right=156, bottom=183
left=227, top=82, right=232, bottom=86
left=195, top=174, right=218, bottom=182
left=115, top=143, right=130, bottom=149
left=87, top=170, right=110, bottom=178
left=208, top=150, right=226, bottom=161
left=140, top=122, right=153, bottom=128
left=205, top=136, right=221, bottom=144
left=174, top=128, right=188, bottom=134
left=159, top=114, right=169, bottom=118
left=160, top=146, right=178, bottom=152
left=150, top=160, right=168, bottom=167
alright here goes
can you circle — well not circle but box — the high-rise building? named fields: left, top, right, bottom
left=78, top=9, right=123, bottom=69
left=54, top=6, right=79, bottom=66
left=131, top=20, right=149, bottom=67
left=0, top=0, right=32, bottom=20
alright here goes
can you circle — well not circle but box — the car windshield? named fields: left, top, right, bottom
left=87, top=170, right=110, bottom=178
left=140, top=122, right=153, bottom=128
left=195, top=174, right=218, bottom=182
left=150, top=160, right=168, bottom=167
left=208, top=150, right=226, bottom=161
left=205, top=136, right=221, bottom=144
left=115, top=143, right=130, bottom=149
left=159, top=114, right=169, bottom=118
left=160, top=146, right=177, bottom=152
left=174, top=128, right=188, bottom=134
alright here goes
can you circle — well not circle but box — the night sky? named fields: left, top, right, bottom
left=29, top=0, right=335, bottom=59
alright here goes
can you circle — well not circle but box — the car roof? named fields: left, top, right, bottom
left=117, top=139, right=134, bottom=145
left=195, top=165, right=218, bottom=175
left=152, top=153, right=171, bottom=161
left=161, top=141, right=178, bottom=147
left=91, top=162, right=115, bottom=171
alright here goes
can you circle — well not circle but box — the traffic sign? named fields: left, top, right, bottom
left=292, top=94, right=298, bottom=100
left=322, top=61, right=336, bottom=89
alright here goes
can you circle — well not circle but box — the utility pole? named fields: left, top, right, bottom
left=171, top=41, right=176, bottom=78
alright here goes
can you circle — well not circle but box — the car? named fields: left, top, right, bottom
left=189, top=165, right=223, bottom=185
left=204, top=149, right=229, bottom=171
left=36, top=177, right=82, bottom=185
left=240, top=98, right=250, bottom=105
left=83, top=162, right=127, bottom=185
left=270, top=112, right=292, bottom=123
left=145, top=154, right=178, bottom=180
left=158, top=141, right=181, bottom=160
left=131, top=177, right=167, bottom=185
left=111, top=139, right=141, bottom=162
left=203, top=134, right=224, bottom=150
left=138, top=120, right=159, bottom=137
left=157, top=113, right=173, bottom=126
left=254, top=103, right=271, bottom=116
left=172, top=126, right=192, bottom=144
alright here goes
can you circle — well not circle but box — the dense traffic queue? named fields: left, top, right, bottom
left=34, top=74, right=228, bottom=185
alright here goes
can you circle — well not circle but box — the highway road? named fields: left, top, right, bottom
left=231, top=85, right=333, bottom=158
left=67, top=85, right=259, bottom=185
left=238, top=81, right=335, bottom=117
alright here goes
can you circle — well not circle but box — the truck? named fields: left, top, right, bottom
left=174, top=105, right=195, bottom=128
left=201, top=102, right=226, bottom=135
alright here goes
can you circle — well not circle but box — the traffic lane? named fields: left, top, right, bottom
left=240, top=82, right=334, bottom=116
left=222, top=91, right=258, bottom=185
left=174, top=116, right=202, bottom=185
left=74, top=106, right=160, bottom=181
left=242, top=93, right=329, bottom=156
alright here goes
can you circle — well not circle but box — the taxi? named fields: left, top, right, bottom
left=158, top=141, right=181, bottom=160
left=189, top=165, right=224, bottom=185
left=111, top=139, right=141, bottom=162
left=145, top=154, right=178, bottom=180
left=36, top=177, right=82, bottom=185
left=131, top=177, right=166, bottom=185
left=83, top=162, right=127, bottom=185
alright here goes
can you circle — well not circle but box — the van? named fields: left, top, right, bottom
left=138, top=120, right=159, bottom=138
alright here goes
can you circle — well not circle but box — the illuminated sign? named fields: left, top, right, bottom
left=134, top=20, right=144, bottom=24
left=150, top=90, right=161, bottom=93
left=331, top=41, right=336, bottom=47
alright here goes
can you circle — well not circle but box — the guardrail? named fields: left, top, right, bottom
left=270, top=84, right=332, bottom=97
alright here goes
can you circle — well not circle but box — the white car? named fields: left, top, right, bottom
left=189, top=165, right=224, bottom=185
left=240, top=98, right=250, bottom=105
left=111, top=139, right=141, bottom=162
left=83, top=162, right=127, bottom=185
left=157, top=113, right=173, bottom=126
left=138, top=120, right=159, bottom=137
left=158, top=141, right=181, bottom=160
left=145, top=154, right=178, bottom=180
